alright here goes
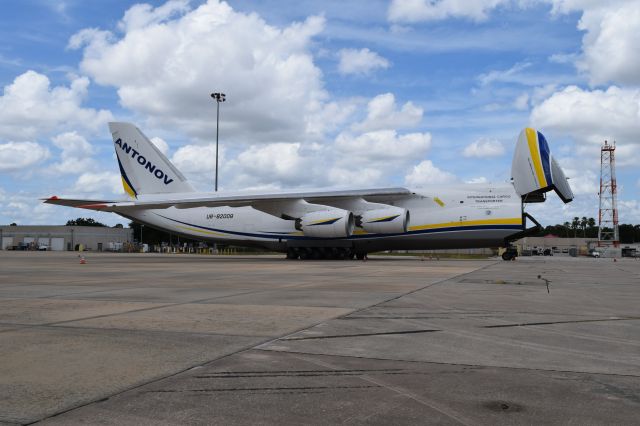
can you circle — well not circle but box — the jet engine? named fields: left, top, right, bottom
left=298, top=209, right=355, bottom=238
left=359, top=207, right=409, bottom=234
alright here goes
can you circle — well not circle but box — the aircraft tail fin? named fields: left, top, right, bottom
left=511, top=128, right=573, bottom=203
left=109, top=122, right=195, bottom=198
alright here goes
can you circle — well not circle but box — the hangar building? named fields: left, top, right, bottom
left=0, top=226, right=133, bottom=251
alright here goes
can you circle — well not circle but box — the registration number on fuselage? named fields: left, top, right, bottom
left=206, top=213, right=234, bottom=220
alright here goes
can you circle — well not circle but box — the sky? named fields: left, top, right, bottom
left=0, top=0, right=638, bottom=227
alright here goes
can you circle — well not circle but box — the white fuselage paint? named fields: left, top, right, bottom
left=122, top=183, right=524, bottom=252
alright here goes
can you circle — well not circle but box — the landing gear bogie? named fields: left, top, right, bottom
left=285, top=247, right=359, bottom=260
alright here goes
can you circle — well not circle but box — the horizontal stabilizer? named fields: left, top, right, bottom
left=43, top=196, right=135, bottom=212
left=511, top=128, right=573, bottom=203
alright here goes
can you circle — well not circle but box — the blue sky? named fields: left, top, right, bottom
left=0, top=0, right=638, bottom=226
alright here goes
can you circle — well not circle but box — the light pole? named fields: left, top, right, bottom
left=210, top=92, right=226, bottom=191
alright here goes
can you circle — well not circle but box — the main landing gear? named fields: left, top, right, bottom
left=286, top=247, right=366, bottom=260
left=501, top=247, right=518, bottom=261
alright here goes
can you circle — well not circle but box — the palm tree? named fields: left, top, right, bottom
left=581, top=216, right=588, bottom=237
left=571, top=217, right=580, bottom=237
left=587, top=217, right=596, bottom=237
left=563, top=221, right=571, bottom=238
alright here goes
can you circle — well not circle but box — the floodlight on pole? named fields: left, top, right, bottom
left=210, top=92, right=226, bottom=191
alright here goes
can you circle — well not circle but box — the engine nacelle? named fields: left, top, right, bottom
left=298, top=209, right=355, bottom=238
left=359, top=208, right=409, bottom=234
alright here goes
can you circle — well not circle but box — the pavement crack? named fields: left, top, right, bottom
left=282, top=329, right=440, bottom=340
left=194, top=369, right=412, bottom=378
left=145, top=385, right=382, bottom=394
left=483, top=317, right=640, bottom=328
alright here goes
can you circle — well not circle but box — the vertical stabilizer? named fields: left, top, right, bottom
left=109, top=122, right=194, bottom=198
left=511, top=128, right=573, bottom=203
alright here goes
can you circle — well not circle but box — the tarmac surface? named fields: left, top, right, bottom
left=0, top=251, right=638, bottom=425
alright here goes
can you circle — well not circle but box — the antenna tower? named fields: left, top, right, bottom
left=598, top=140, right=619, bottom=247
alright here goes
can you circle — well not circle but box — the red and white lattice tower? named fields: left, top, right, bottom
left=598, top=140, right=619, bottom=247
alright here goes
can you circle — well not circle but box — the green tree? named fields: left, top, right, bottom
left=571, top=217, right=580, bottom=237
left=66, top=218, right=107, bottom=227
left=580, top=216, right=588, bottom=237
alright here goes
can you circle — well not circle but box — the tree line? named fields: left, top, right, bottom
left=532, top=216, right=640, bottom=243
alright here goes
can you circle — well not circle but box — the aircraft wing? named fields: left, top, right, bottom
left=43, top=187, right=414, bottom=216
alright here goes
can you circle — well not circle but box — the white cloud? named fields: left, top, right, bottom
left=233, top=143, right=310, bottom=187
left=465, top=177, right=489, bottom=184
left=49, top=131, right=95, bottom=174
left=617, top=199, right=640, bottom=224
left=352, top=93, right=423, bottom=132
left=0, top=71, right=112, bottom=141
left=327, top=167, right=383, bottom=187
left=335, top=130, right=431, bottom=162
left=405, top=160, right=457, bottom=187
left=462, top=138, right=505, bottom=158
left=478, top=62, right=532, bottom=86
left=550, top=1, right=640, bottom=86
left=171, top=144, right=217, bottom=174
left=337, top=48, right=390, bottom=76
left=305, top=99, right=358, bottom=139
left=577, top=2, right=640, bottom=85
left=0, top=142, right=50, bottom=172
left=118, top=0, right=190, bottom=32
left=72, top=171, right=123, bottom=195
left=0, top=189, right=123, bottom=226
left=70, top=0, right=330, bottom=143
left=150, top=137, right=169, bottom=156
left=557, top=161, right=599, bottom=196
left=514, top=93, right=530, bottom=110
left=388, top=0, right=510, bottom=23
left=530, top=85, right=640, bottom=145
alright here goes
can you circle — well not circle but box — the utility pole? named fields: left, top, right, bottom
left=210, top=92, right=226, bottom=191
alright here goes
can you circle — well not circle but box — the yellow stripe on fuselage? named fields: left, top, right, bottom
left=121, top=177, right=136, bottom=199
left=176, top=225, right=227, bottom=237
left=408, top=217, right=522, bottom=232
left=525, top=128, right=547, bottom=188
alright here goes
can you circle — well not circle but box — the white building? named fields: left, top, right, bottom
left=0, top=225, right=133, bottom=251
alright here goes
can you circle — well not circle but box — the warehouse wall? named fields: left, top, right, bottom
left=0, top=226, right=133, bottom=251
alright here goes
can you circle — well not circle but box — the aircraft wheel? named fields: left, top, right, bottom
left=310, top=248, right=321, bottom=260
left=501, top=251, right=516, bottom=261
left=299, top=248, right=310, bottom=260
left=286, top=248, right=298, bottom=260
left=356, top=252, right=366, bottom=260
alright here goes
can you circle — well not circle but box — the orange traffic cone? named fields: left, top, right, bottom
left=79, top=255, right=86, bottom=264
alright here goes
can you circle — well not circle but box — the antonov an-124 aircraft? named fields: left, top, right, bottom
left=45, top=123, right=573, bottom=260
